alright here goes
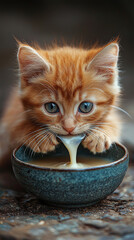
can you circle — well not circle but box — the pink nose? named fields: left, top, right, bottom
left=63, top=126, right=75, bottom=133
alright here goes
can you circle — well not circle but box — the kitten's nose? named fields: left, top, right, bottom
left=63, top=126, right=75, bottom=133
left=62, top=118, right=76, bottom=133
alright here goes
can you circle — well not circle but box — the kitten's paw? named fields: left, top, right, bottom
left=44, top=134, right=59, bottom=153
left=29, top=134, right=59, bottom=154
left=82, top=132, right=111, bottom=154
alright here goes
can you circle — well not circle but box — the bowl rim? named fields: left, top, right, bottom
left=12, top=142, right=129, bottom=172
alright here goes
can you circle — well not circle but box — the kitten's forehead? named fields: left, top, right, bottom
left=46, top=48, right=86, bottom=93
left=54, top=67, right=82, bottom=97
left=54, top=85, right=82, bottom=102
left=44, top=84, right=108, bottom=106
left=47, top=86, right=95, bottom=105
left=39, top=45, right=117, bottom=103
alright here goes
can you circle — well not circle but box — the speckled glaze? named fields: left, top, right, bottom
left=12, top=143, right=129, bottom=208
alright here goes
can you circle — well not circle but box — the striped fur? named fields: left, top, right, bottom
left=0, top=41, right=121, bottom=167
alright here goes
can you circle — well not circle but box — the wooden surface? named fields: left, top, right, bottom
left=0, top=164, right=134, bottom=240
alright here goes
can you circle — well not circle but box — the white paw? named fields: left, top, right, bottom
left=83, top=132, right=111, bottom=154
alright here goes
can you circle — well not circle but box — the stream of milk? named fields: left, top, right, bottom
left=57, top=134, right=85, bottom=168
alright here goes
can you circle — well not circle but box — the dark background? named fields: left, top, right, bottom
left=0, top=0, right=134, bottom=120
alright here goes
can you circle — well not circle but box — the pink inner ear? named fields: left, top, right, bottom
left=18, top=47, right=34, bottom=68
left=94, top=56, right=117, bottom=77
left=86, top=44, right=119, bottom=84
left=23, top=68, right=45, bottom=83
left=18, top=46, right=50, bottom=83
left=87, top=43, right=119, bottom=72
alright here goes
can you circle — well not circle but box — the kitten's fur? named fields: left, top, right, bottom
left=0, top=41, right=121, bottom=167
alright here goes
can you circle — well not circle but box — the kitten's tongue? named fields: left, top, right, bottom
left=57, top=134, right=85, bottom=167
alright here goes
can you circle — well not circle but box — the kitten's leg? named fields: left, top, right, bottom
left=82, top=114, right=121, bottom=154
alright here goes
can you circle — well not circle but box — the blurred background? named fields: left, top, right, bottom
left=0, top=0, right=134, bottom=151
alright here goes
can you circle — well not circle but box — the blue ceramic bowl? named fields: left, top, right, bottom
left=12, top=143, right=129, bottom=208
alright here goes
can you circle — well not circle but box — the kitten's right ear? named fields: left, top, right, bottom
left=17, top=45, right=50, bottom=84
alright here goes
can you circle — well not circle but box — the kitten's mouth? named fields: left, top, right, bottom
left=67, top=131, right=87, bottom=136
left=56, top=131, right=87, bottom=137
left=58, top=133, right=80, bottom=136
left=57, top=133, right=86, bottom=138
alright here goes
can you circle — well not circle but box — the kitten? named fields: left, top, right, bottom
left=0, top=41, right=120, bottom=167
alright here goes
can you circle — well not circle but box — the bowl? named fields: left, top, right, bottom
left=12, top=142, right=129, bottom=208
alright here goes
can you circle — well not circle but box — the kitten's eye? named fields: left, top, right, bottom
left=45, top=102, right=59, bottom=114
left=78, top=102, right=93, bottom=113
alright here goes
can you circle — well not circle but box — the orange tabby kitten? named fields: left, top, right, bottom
left=0, top=41, right=120, bottom=167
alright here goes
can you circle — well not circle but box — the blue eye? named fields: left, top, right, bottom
left=45, top=102, right=59, bottom=113
left=78, top=102, right=93, bottom=113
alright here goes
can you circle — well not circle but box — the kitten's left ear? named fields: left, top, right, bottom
left=18, top=45, right=51, bottom=84
left=86, top=43, right=119, bottom=85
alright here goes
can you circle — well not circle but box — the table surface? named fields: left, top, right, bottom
left=0, top=165, right=134, bottom=240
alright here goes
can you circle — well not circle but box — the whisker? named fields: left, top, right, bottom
left=32, top=132, right=50, bottom=153
left=95, top=122, right=119, bottom=125
left=93, top=124, right=117, bottom=131
left=30, top=131, right=51, bottom=158
left=22, top=129, right=46, bottom=147
left=29, top=130, right=49, bottom=150
left=92, top=128, right=110, bottom=139
left=23, top=130, right=49, bottom=157
left=21, top=128, right=46, bottom=141
left=30, top=132, right=47, bottom=155
left=42, top=132, right=53, bottom=149
left=33, top=131, right=53, bottom=155
left=86, top=129, right=100, bottom=141
left=42, top=132, right=54, bottom=152
left=76, top=124, right=90, bottom=132
left=110, top=105, right=132, bottom=119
